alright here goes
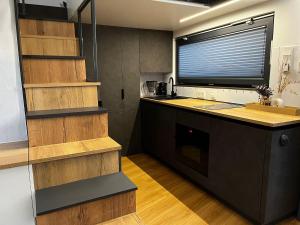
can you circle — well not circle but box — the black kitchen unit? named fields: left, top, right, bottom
left=141, top=100, right=300, bottom=225
left=83, top=25, right=172, bottom=155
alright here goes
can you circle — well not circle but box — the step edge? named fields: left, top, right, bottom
left=26, top=107, right=108, bottom=119
left=18, top=17, right=74, bottom=24
left=29, top=138, right=121, bottom=164
left=37, top=189, right=137, bottom=216
left=21, top=34, right=78, bottom=40
left=22, top=55, right=85, bottom=60
left=36, top=172, right=137, bottom=216
left=24, top=82, right=101, bottom=88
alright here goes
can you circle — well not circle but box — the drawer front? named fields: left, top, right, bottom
left=176, top=109, right=212, bottom=132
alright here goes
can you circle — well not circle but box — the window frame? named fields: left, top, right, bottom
left=176, top=13, right=274, bottom=88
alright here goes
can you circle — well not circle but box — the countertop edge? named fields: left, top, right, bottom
left=140, top=98, right=300, bottom=128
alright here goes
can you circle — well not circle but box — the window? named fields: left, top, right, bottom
left=176, top=13, right=274, bottom=87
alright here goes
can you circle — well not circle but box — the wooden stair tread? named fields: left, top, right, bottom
left=97, top=213, right=144, bottom=225
left=29, top=137, right=121, bottom=164
left=21, top=34, right=78, bottom=40
left=24, top=82, right=100, bottom=88
left=36, top=172, right=137, bottom=215
left=26, top=107, right=107, bottom=119
left=0, top=141, right=28, bottom=170
left=22, top=55, right=84, bottom=60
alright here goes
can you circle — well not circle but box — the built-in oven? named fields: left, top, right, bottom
left=175, top=123, right=210, bottom=177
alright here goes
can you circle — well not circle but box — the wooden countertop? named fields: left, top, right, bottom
left=0, top=141, right=28, bottom=170
left=141, top=98, right=300, bottom=127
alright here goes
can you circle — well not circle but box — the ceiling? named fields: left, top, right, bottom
left=81, top=0, right=270, bottom=31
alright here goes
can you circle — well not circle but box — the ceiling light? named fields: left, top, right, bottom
left=180, top=0, right=241, bottom=23
left=152, top=0, right=209, bottom=8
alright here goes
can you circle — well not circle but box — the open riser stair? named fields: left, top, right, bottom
left=17, top=4, right=137, bottom=223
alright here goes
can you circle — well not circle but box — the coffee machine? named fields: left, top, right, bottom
left=156, top=82, right=167, bottom=96
left=142, top=81, right=167, bottom=97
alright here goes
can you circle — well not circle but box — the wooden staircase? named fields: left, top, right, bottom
left=18, top=17, right=136, bottom=225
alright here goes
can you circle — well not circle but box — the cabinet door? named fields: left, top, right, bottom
left=209, top=119, right=267, bottom=222
left=121, top=28, right=141, bottom=155
left=98, top=27, right=124, bottom=147
left=141, top=102, right=175, bottom=162
left=139, top=30, right=173, bottom=73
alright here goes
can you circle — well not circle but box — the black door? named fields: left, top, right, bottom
left=95, top=26, right=141, bottom=155
left=98, top=27, right=125, bottom=149
left=120, top=28, right=141, bottom=155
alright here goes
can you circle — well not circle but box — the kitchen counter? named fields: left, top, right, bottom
left=141, top=98, right=300, bottom=224
left=141, top=97, right=300, bottom=127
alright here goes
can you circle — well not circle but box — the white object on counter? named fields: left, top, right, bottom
left=271, top=94, right=285, bottom=108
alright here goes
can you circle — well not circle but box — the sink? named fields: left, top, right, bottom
left=145, top=95, right=189, bottom=101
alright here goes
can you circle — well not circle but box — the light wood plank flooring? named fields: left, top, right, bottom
left=122, top=154, right=300, bottom=225
left=98, top=213, right=144, bottom=225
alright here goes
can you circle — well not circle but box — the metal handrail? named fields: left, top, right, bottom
left=21, top=0, right=26, bottom=16
left=77, top=0, right=99, bottom=83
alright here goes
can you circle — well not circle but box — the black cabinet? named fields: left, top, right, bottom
left=209, top=119, right=268, bottom=221
left=84, top=25, right=141, bottom=155
left=141, top=101, right=175, bottom=161
left=141, top=100, right=300, bottom=225
left=139, top=30, right=173, bottom=73
left=97, top=27, right=141, bottom=155
left=83, top=25, right=173, bottom=155
left=261, top=127, right=300, bottom=224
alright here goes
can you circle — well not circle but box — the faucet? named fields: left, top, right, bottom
left=168, top=77, right=177, bottom=97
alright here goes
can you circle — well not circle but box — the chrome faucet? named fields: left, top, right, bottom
left=168, top=77, right=177, bottom=97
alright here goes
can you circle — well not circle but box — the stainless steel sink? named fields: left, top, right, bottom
left=145, top=95, right=189, bottom=101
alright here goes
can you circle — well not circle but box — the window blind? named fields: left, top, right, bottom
left=178, top=27, right=267, bottom=78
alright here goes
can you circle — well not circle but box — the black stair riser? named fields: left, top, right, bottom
left=26, top=107, right=108, bottom=120
left=22, top=55, right=84, bottom=60
left=18, top=3, right=68, bottom=21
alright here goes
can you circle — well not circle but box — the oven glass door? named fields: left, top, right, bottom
left=175, top=123, right=209, bottom=177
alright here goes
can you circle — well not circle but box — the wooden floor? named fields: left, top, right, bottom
left=122, top=154, right=300, bottom=225
left=98, top=213, right=144, bottom=225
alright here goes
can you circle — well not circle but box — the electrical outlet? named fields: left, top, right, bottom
left=283, top=62, right=290, bottom=72
left=279, top=47, right=294, bottom=73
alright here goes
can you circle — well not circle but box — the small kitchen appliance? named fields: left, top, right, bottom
left=142, top=81, right=158, bottom=97
left=156, top=82, right=167, bottom=96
